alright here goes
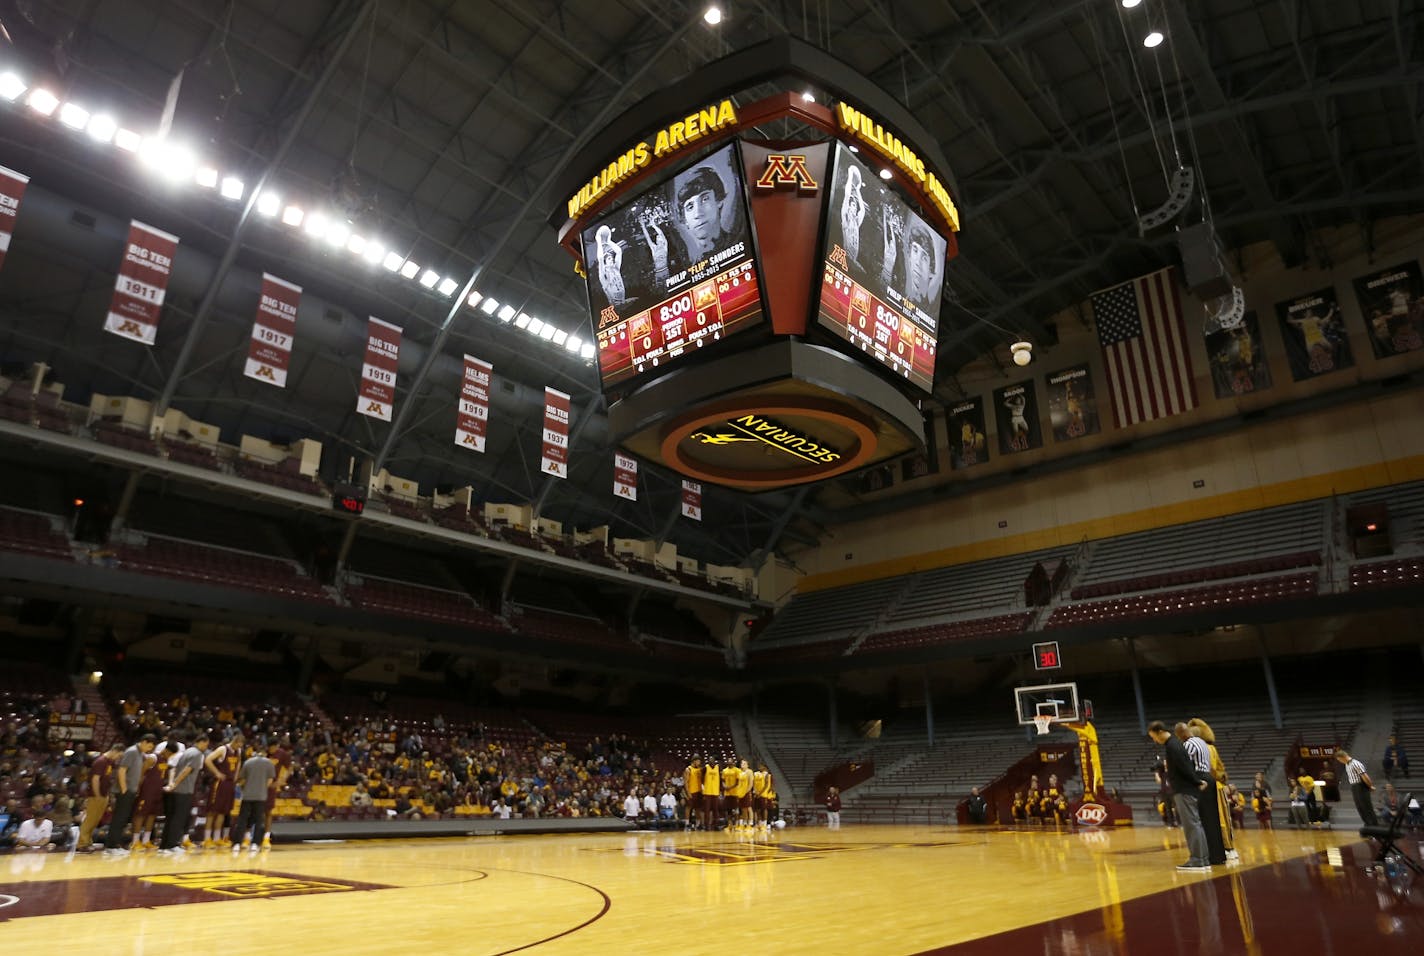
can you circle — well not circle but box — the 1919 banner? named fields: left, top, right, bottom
left=455, top=354, right=492, bottom=452
left=358, top=316, right=402, bottom=421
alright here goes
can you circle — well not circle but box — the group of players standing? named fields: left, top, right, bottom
left=81, top=730, right=292, bottom=855
left=682, top=756, right=777, bottom=830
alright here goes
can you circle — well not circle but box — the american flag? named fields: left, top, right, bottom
left=1091, top=267, right=1197, bottom=427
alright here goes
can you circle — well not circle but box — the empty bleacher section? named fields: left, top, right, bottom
left=0, top=505, right=73, bottom=561
left=1047, top=573, right=1319, bottom=629
left=127, top=494, right=298, bottom=560
left=855, top=612, right=1034, bottom=654
left=346, top=575, right=506, bottom=629
left=112, top=534, right=332, bottom=602
left=1342, top=480, right=1424, bottom=554
left=755, top=576, right=906, bottom=647
left=633, top=600, right=717, bottom=647
left=1349, top=556, right=1423, bottom=592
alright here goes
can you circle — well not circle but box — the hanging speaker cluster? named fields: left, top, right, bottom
left=1137, top=165, right=1195, bottom=234
left=1177, top=221, right=1234, bottom=300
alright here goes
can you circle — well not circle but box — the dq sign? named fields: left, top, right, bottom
left=1075, top=803, right=1108, bottom=826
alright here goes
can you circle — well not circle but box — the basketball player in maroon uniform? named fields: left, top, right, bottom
left=262, top=736, right=293, bottom=849
left=203, top=733, right=245, bottom=848
left=133, top=742, right=179, bottom=849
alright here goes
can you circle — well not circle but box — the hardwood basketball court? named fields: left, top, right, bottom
left=2, top=824, right=1419, bottom=954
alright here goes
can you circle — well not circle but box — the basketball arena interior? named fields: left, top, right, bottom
left=0, top=1, right=1422, bottom=953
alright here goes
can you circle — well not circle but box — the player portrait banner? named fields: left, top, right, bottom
left=1274, top=286, right=1353, bottom=380
left=1205, top=311, right=1272, bottom=399
left=1352, top=260, right=1424, bottom=359
left=1044, top=364, right=1101, bottom=442
left=681, top=480, right=702, bottom=521
left=613, top=452, right=638, bottom=501
left=455, top=354, right=492, bottom=452
left=357, top=316, right=402, bottom=422
left=540, top=387, right=570, bottom=478
left=992, top=379, right=1043, bottom=455
left=104, top=220, right=180, bottom=345
left=1090, top=267, right=1197, bottom=427
left=243, top=273, right=301, bottom=387
left=948, top=396, right=988, bottom=470
left=0, top=164, right=30, bottom=273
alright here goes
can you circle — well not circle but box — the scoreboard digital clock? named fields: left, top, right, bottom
left=582, top=141, right=765, bottom=389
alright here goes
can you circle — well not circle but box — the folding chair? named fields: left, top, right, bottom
left=1360, top=791, right=1424, bottom=876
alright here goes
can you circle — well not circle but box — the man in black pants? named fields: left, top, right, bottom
left=104, top=734, right=156, bottom=854
left=1335, top=749, right=1378, bottom=826
left=230, top=743, right=277, bottom=852
left=1183, top=723, right=1226, bottom=866
left=158, top=733, right=209, bottom=853
left=1149, top=721, right=1210, bottom=871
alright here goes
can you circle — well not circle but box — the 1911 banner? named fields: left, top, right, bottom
left=243, top=273, right=301, bottom=387
left=613, top=453, right=638, bottom=500
left=455, top=355, right=491, bottom=452
left=357, top=316, right=402, bottom=421
left=104, top=220, right=180, bottom=345
left=0, top=164, right=29, bottom=273
left=681, top=479, right=702, bottom=520
left=541, top=387, right=570, bottom=477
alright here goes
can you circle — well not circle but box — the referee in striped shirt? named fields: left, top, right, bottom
left=1335, top=750, right=1378, bottom=826
left=1183, top=725, right=1226, bottom=865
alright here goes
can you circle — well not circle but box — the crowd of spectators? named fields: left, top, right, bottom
left=1, top=693, right=86, bottom=851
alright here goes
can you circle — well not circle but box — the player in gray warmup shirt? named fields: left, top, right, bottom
left=230, top=743, right=277, bottom=851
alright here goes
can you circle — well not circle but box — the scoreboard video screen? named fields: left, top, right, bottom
left=582, top=141, right=765, bottom=389
left=815, top=142, right=947, bottom=394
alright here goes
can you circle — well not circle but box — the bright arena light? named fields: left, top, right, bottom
left=282, top=205, right=305, bottom=227
left=1144, top=31, right=1164, bottom=47
left=361, top=240, right=386, bottom=265
left=527, top=317, right=544, bottom=335
left=539, top=324, right=557, bottom=341
left=113, top=128, right=142, bottom=152
left=564, top=335, right=582, bottom=353
left=1121, top=0, right=1143, bottom=8
left=347, top=234, right=367, bottom=255
left=552, top=329, right=568, bottom=346
left=382, top=251, right=404, bottom=272
left=437, top=277, right=459, bottom=296
left=256, top=191, right=281, bottom=216
left=27, top=87, right=59, bottom=116
left=498, top=304, right=516, bottom=321
left=399, top=259, right=420, bottom=279
left=58, top=102, right=90, bottom=130
left=514, top=313, right=532, bottom=329
left=0, top=72, right=25, bottom=102
left=466, top=291, right=484, bottom=308
left=140, top=138, right=196, bottom=183
left=418, top=269, right=440, bottom=289
left=86, top=113, right=118, bottom=143
left=480, top=297, right=500, bottom=315
left=220, top=176, right=245, bottom=200
left=302, top=212, right=328, bottom=237
left=703, top=6, right=723, bottom=26
left=879, top=168, right=893, bottom=180
left=195, top=167, right=219, bottom=189
left=579, top=342, right=596, bottom=359
left=325, top=221, right=351, bottom=247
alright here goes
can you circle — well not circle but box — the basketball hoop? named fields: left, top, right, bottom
left=1032, top=715, right=1054, bottom=736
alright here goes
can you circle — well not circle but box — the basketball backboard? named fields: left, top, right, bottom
left=1013, top=682, right=1081, bottom=726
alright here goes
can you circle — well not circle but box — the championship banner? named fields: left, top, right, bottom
left=1205, top=311, right=1272, bottom=398
left=1352, top=261, right=1424, bottom=358
left=540, top=387, right=570, bottom=477
left=0, top=164, right=29, bottom=273
left=948, top=397, right=988, bottom=470
left=1274, top=286, right=1352, bottom=380
left=992, top=379, right=1043, bottom=455
left=681, top=479, right=702, bottom=520
left=1045, top=364, right=1101, bottom=442
left=455, top=355, right=492, bottom=452
left=243, top=273, right=301, bottom=387
left=613, top=452, right=638, bottom=500
left=104, top=220, right=180, bottom=345
left=357, top=316, right=402, bottom=422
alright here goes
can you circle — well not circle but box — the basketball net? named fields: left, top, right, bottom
left=1032, top=715, right=1054, bottom=736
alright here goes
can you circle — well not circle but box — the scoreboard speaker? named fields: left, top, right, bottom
left=1178, top=222, right=1233, bottom=300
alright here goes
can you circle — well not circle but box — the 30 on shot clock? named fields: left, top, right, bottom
left=1032, top=641, right=1062, bottom=671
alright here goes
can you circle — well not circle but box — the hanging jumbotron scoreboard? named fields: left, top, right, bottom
left=549, top=37, right=963, bottom=491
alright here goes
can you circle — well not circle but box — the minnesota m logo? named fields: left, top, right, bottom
left=755, top=154, right=818, bottom=194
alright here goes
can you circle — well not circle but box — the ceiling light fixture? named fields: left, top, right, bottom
left=303, top=212, right=328, bottom=237
left=526, top=317, right=544, bottom=335
left=282, top=205, right=305, bottom=227
left=1010, top=341, right=1034, bottom=367
left=347, top=234, right=367, bottom=255
left=879, top=168, right=893, bottom=180
left=437, top=277, right=459, bottom=296
left=1143, top=31, right=1164, bottom=47
left=256, top=191, right=281, bottom=217
left=399, top=260, right=420, bottom=279
left=382, top=251, right=404, bottom=272
left=219, top=176, right=244, bottom=200
left=361, top=241, right=386, bottom=265
left=113, top=128, right=142, bottom=152
left=26, top=87, right=59, bottom=116
left=0, top=72, right=25, bottom=102
left=86, top=113, right=118, bottom=143
left=703, top=6, right=723, bottom=25
left=140, top=139, right=195, bottom=183
left=539, top=324, right=557, bottom=341
left=58, top=102, right=90, bottom=130
left=466, top=291, right=484, bottom=308
left=801, top=91, right=815, bottom=103
left=325, top=222, right=351, bottom=247
left=579, top=343, right=596, bottom=360
left=552, top=329, right=568, bottom=346
left=480, top=297, right=500, bottom=315
left=498, top=305, right=516, bottom=321
left=514, top=313, right=532, bottom=329
left=418, top=269, right=440, bottom=289
left=1121, top=0, right=1142, bottom=7
left=564, top=335, right=582, bottom=353
left=194, top=167, right=219, bottom=189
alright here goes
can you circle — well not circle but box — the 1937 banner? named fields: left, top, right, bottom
left=1274, top=286, right=1352, bottom=380
left=993, top=379, right=1043, bottom=455
left=357, top=316, right=402, bottom=421
left=948, top=396, right=988, bottom=470
left=1044, top=364, right=1101, bottom=442
left=613, top=453, right=638, bottom=500
left=455, top=354, right=491, bottom=452
left=540, top=387, right=570, bottom=477
left=681, top=479, right=702, bottom=520
left=243, top=273, right=301, bottom=387
left=104, top=220, right=180, bottom=345
left=0, top=164, right=29, bottom=273
left=1353, top=261, right=1424, bottom=358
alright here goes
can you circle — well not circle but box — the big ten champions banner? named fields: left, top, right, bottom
left=1204, top=311, right=1272, bottom=398
left=613, top=452, right=638, bottom=500
left=1274, top=286, right=1353, bottom=380
left=681, top=480, right=702, bottom=520
left=992, top=379, right=1042, bottom=455
left=541, top=387, right=570, bottom=478
left=0, top=164, right=29, bottom=272
left=243, top=273, right=301, bottom=387
left=104, top=220, right=180, bottom=345
left=1353, top=260, right=1424, bottom=358
left=948, top=396, right=988, bottom=470
left=1044, top=364, right=1101, bottom=442
left=455, top=355, right=492, bottom=452
left=357, top=317, right=402, bottom=421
